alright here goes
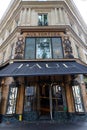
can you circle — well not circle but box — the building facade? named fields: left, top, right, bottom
left=0, top=0, right=87, bottom=122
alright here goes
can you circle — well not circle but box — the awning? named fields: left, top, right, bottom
left=0, top=60, right=87, bottom=77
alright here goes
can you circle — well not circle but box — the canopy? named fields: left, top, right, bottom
left=0, top=60, right=87, bottom=77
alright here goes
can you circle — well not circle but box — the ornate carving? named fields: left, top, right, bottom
left=15, top=35, right=24, bottom=59
left=63, top=36, right=74, bottom=58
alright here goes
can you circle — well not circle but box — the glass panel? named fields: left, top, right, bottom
left=44, top=14, right=48, bottom=25
left=38, top=14, right=42, bottom=26
left=72, top=85, right=84, bottom=112
left=52, top=38, right=63, bottom=59
left=38, top=14, right=48, bottom=26
left=24, top=86, right=36, bottom=112
left=6, top=86, right=18, bottom=115
left=52, top=85, right=63, bottom=111
left=25, top=38, right=35, bottom=59
left=36, top=38, right=52, bottom=59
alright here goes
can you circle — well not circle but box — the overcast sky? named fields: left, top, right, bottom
left=0, top=0, right=87, bottom=24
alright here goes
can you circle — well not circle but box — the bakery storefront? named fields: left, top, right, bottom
left=0, top=32, right=87, bottom=122
left=0, top=60, right=87, bottom=122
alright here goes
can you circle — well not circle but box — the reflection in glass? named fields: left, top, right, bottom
left=25, top=37, right=63, bottom=60
left=36, top=38, right=52, bottom=59
left=52, top=85, right=63, bottom=111
left=38, top=14, right=48, bottom=26
left=6, top=87, right=18, bottom=114
left=24, top=86, right=36, bottom=112
left=52, top=38, right=63, bottom=58
left=25, top=38, right=35, bottom=59
left=72, top=85, right=84, bottom=112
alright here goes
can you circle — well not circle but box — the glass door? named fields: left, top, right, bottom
left=52, top=84, right=64, bottom=111
left=39, top=83, right=50, bottom=117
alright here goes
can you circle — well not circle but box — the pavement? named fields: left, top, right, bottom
left=0, top=121, right=87, bottom=130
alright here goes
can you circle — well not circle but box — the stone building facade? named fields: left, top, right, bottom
left=0, top=0, right=87, bottom=122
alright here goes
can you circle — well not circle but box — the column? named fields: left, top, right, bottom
left=22, top=8, right=27, bottom=25
left=59, top=7, right=64, bottom=24
left=51, top=9, right=54, bottom=25
left=19, top=9, right=23, bottom=26
left=57, top=8, right=60, bottom=24
left=55, top=8, right=58, bottom=24
left=64, top=10, right=70, bottom=25
left=65, top=75, right=74, bottom=112
left=12, top=20, right=17, bottom=31
left=5, top=30, right=9, bottom=39
left=16, top=77, right=25, bottom=114
left=26, top=8, right=31, bottom=25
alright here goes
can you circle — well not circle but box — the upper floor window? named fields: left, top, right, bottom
left=38, top=14, right=48, bottom=26
left=25, top=37, right=63, bottom=60
left=76, top=45, right=80, bottom=59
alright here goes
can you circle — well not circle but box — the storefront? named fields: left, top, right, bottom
left=0, top=59, right=87, bottom=122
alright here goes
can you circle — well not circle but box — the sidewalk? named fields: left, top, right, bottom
left=0, top=120, right=87, bottom=130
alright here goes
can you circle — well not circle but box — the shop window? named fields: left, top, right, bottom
left=24, top=86, right=36, bottom=112
left=52, top=38, right=63, bottom=58
left=52, top=84, right=64, bottom=111
left=6, top=83, right=18, bottom=115
left=25, top=38, right=35, bottom=59
left=25, top=37, right=63, bottom=60
left=38, top=14, right=48, bottom=26
left=36, top=38, right=52, bottom=59
left=72, top=85, right=84, bottom=112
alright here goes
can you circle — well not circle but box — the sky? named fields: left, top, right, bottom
left=0, top=0, right=87, bottom=24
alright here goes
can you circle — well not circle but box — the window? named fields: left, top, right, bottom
left=6, top=83, right=18, bottom=115
left=84, top=75, right=87, bottom=93
left=24, top=86, right=36, bottom=112
left=25, top=38, right=35, bottom=59
left=38, top=14, right=48, bottom=26
left=10, top=43, right=15, bottom=59
left=36, top=38, right=52, bottom=59
left=72, top=85, right=84, bottom=112
left=25, top=37, right=63, bottom=60
left=76, top=45, right=80, bottom=59
left=52, top=85, right=64, bottom=111
left=52, top=38, right=63, bottom=58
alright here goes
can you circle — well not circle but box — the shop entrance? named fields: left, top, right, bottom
left=39, top=81, right=66, bottom=120
left=39, top=83, right=51, bottom=118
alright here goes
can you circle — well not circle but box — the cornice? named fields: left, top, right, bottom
left=0, top=0, right=87, bottom=36
left=0, top=25, right=86, bottom=50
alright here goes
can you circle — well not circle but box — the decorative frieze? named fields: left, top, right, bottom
left=25, top=32, right=61, bottom=37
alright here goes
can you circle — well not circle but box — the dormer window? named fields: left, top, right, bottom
left=38, top=14, right=48, bottom=26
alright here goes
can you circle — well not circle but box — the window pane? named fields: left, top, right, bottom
left=24, top=86, right=36, bottom=112
left=72, top=85, right=84, bottom=112
left=52, top=85, right=63, bottom=111
left=6, top=86, right=18, bottom=114
left=44, top=14, right=48, bottom=25
left=52, top=38, right=63, bottom=58
left=36, top=38, right=52, bottom=59
left=38, top=14, right=48, bottom=26
left=25, top=38, right=35, bottom=59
